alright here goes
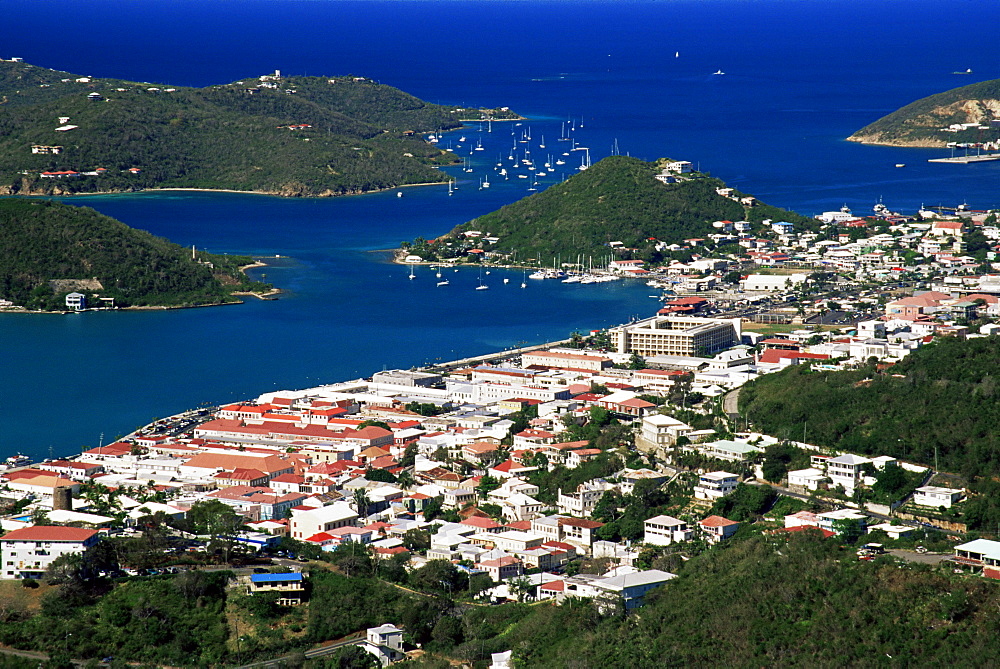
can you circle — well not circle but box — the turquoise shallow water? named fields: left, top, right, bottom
left=2, top=0, right=1000, bottom=457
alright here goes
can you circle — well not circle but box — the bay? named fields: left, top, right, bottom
left=2, top=0, right=999, bottom=457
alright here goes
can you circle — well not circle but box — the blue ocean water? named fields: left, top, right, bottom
left=2, top=0, right=1000, bottom=457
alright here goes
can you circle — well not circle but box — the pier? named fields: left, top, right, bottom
left=928, top=153, right=1000, bottom=164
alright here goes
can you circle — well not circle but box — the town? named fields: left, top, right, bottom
left=4, top=191, right=1000, bottom=666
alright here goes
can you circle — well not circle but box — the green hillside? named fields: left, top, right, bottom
left=0, top=198, right=270, bottom=309
left=849, top=78, right=1000, bottom=146
left=0, top=61, right=512, bottom=196
left=413, top=156, right=813, bottom=265
left=738, top=336, right=1000, bottom=530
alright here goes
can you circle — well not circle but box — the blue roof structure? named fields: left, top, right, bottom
left=250, top=572, right=304, bottom=584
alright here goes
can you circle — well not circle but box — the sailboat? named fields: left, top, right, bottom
left=408, top=264, right=416, bottom=280
left=675, top=51, right=679, bottom=58
left=448, top=179, right=454, bottom=196
left=521, top=270, right=528, bottom=288
left=503, top=277, right=509, bottom=284
left=474, top=138, right=484, bottom=151
left=482, top=174, right=490, bottom=188
left=476, top=269, right=489, bottom=290
left=539, top=135, right=545, bottom=149
left=713, top=69, right=725, bottom=75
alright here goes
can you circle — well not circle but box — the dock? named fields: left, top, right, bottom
left=928, top=153, right=1000, bottom=164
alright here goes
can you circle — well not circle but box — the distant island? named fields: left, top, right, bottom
left=402, top=156, right=814, bottom=266
left=0, top=198, right=273, bottom=311
left=849, top=78, right=1000, bottom=147
left=0, top=60, right=520, bottom=197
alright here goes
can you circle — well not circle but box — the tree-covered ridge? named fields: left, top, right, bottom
left=427, top=156, right=813, bottom=265
left=0, top=61, right=506, bottom=196
left=849, top=77, right=1000, bottom=146
left=0, top=198, right=270, bottom=309
left=738, top=336, right=1000, bottom=532
left=739, top=336, right=1000, bottom=479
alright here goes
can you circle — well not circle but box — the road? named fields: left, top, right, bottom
left=722, top=388, right=741, bottom=420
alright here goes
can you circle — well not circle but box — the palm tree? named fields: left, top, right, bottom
left=352, top=489, right=372, bottom=520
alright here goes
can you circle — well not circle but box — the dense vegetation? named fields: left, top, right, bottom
left=411, top=156, right=814, bottom=265
left=739, top=336, right=1000, bottom=529
left=0, top=61, right=511, bottom=196
left=407, top=532, right=1000, bottom=668
left=0, top=570, right=232, bottom=666
left=0, top=198, right=270, bottom=308
left=849, top=77, right=1000, bottom=146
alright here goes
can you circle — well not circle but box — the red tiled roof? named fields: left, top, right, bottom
left=1, top=526, right=98, bottom=542
left=700, top=515, right=739, bottom=528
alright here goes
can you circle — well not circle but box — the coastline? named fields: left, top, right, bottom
left=13, top=180, right=452, bottom=200
left=0, top=257, right=280, bottom=314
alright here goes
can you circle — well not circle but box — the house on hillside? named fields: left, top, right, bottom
left=247, top=572, right=305, bottom=605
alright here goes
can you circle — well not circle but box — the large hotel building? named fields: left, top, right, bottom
left=610, top=316, right=741, bottom=357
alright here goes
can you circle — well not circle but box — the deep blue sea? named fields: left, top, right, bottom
left=2, top=0, right=1000, bottom=458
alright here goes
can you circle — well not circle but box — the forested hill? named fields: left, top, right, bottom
left=739, top=336, right=1000, bottom=478
left=738, top=336, right=1000, bottom=531
left=0, top=60, right=508, bottom=196
left=428, top=156, right=813, bottom=265
left=848, top=77, right=1000, bottom=147
left=0, top=198, right=270, bottom=310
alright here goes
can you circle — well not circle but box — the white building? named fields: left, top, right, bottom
left=739, top=273, right=808, bottom=292
left=643, top=515, right=693, bottom=546
left=289, top=502, right=358, bottom=540
left=610, top=316, right=741, bottom=358
left=2, top=526, right=100, bottom=579
left=826, top=454, right=871, bottom=493
left=360, top=624, right=405, bottom=667
left=693, top=471, right=738, bottom=500
left=635, top=414, right=692, bottom=453
left=787, top=468, right=828, bottom=491
left=912, top=486, right=964, bottom=509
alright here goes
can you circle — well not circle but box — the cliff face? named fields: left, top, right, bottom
left=849, top=78, right=1000, bottom=147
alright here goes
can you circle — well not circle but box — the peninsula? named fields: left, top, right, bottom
left=849, top=77, right=1000, bottom=147
left=0, top=60, right=518, bottom=197
left=0, top=198, right=273, bottom=311
left=403, top=156, right=814, bottom=266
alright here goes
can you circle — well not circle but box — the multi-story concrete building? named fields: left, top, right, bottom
left=693, top=471, right=739, bottom=500
left=610, top=316, right=740, bottom=357
left=2, top=526, right=100, bottom=579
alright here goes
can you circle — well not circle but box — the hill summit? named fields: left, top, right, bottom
left=415, top=156, right=812, bottom=265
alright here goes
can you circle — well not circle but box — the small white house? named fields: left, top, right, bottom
left=643, top=515, right=693, bottom=546
left=787, top=468, right=828, bottom=491
left=693, top=471, right=738, bottom=500
left=912, top=486, right=964, bottom=509
left=65, top=292, right=87, bottom=311
left=361, top=624, right=405, bottom=667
